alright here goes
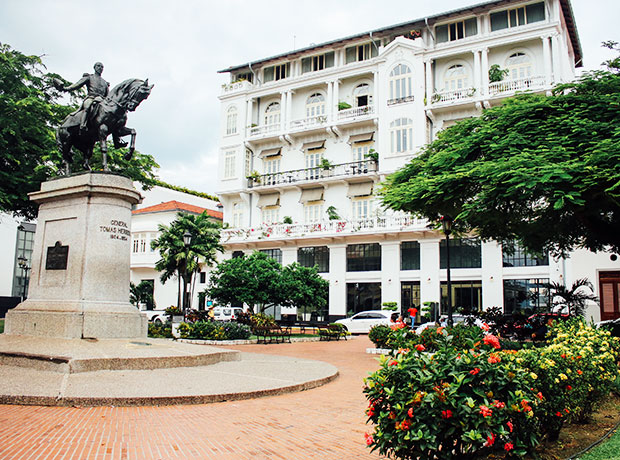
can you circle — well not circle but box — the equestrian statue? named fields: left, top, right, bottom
left=55, top=62, right=153, bottom=174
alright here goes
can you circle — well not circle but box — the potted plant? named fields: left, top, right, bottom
left=338, top=101, right=352, bottom=111
left=364, top=149, right=379, bottom=163
left=319, top=158, right=333, bottom=170
left=488, top=64, right=509, bottom=83
left=282, top=216, right=293, bottom=224
left=382, top=301, right=398, bottom=311
left=326, top=206, right=340, bottom=220
left=247, top=170, right=261, bottom=185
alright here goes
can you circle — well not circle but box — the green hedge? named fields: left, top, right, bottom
left=178, top=320, right=251, bottom=340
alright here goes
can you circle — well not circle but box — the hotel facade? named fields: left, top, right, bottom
left=216, top=0, right=620, bottom=322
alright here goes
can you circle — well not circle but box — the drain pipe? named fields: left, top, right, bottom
left=425, top=17, right=435, bottom=43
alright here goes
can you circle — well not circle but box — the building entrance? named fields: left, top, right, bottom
left=600, top=271, right=620, bottom=321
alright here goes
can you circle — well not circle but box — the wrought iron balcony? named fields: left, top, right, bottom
left=247, top=159, right=378, bottom=188
left=222, top=214, right=430, bottom=243
left=488, top=75, right=546, bottom=95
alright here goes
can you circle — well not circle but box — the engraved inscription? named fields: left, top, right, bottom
left=99, top=219, right=130, bottom=241
left=46, top=241, right=69, bottom=270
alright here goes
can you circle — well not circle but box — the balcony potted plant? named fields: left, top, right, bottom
left=326, top=206, right=341, bottom=220
left=338, top=101, right=352, bottom=111
left=488, top=64, right=509, bottom=83
left=247, top=170, right=261, bottom=185
left=364, top=149, right=379, bottom=163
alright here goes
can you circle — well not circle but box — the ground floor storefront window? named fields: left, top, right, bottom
left=347, top=282, right=381, bottom=315
left=503, top=278, right=550, bottom=314
left=440, top=280, right=482, bottom=314
left=401, top=282, right=420, bottom=312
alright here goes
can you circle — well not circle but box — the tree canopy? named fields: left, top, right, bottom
left=0, top=43, right=159, bottom=220
left=151, top=211, right=222, bottom=309
left=380, top=48, right=620, bottom=255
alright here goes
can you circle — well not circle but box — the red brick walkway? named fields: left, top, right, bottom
left=0, top=337, right=384, bottom=459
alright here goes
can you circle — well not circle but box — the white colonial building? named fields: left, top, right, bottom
left=216, top=0, right=620, bottom=322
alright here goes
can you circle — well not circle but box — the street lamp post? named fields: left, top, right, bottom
left=182, top=231, right=192, bottom=317
left=441, top=216, right=454, bottom=327
left=17, top=255, right=31, bottom=302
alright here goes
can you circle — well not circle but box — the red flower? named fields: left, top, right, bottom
left=391, top=322, right=406, bottom=330
left=504, top=443, right=514, bottom=452
left=536, top=392, right=544, bottom=401
left=364, top=432, right=374, bottom=446
left=408, top=308, right=418, bottom=317
left=565, top=408, right=570, bottom=413
left=388, top=359, right=398, bottom=366
left=566, top=385, right=572, bottom=391
left=507, top=421, right=513, bottom=433
left=415, top=344, right=425, bottom=352
left=556, top=411, right=563, bottom=417
left=400, top=419, right=411, bottom=431
left=469, top=368, right=480, bottom=375
left=486, top=433, right=496, bottom=447
left=488, top=354, right=501, bottom=364
left=577, top=370, right=583, bottom=375
left=408, top=407, right=414, bottom=418
left=479, top=405, right=493, bottom=418
left=481, top=322, right=490, bottom=332
left=561, top=354, right=567, bottom=358
left=441, top=410, right=453, bottom=419
left=366, top=408, right=375, bottom=417
left=483, top=334, right=501, bottom=349
left=494, top=401, right=506, bottom=409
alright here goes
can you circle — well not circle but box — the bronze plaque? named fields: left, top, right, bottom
left=46, top=241, right=69, bottom=270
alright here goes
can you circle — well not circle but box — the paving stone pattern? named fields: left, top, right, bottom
left=0, top=336, right=385, bottom=459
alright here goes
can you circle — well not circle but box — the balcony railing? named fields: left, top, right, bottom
left=488, top=75, right=546, bottom=95
left=337, top=105, right=375, bottom=120
left=247, top=123, right=280, bottom=137
left=290, top=115, right=328, bottom=131
left=432, top=88, right=476, bottom=104
left=248, top=159, right=378, bottom=188
left=221, top=80, right=252, bottom=95
left=222, top=215, right=430, bottom=242
left=387, top=95, right=415, bottom=106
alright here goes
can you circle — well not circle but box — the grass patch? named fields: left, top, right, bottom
left=578, top=427, right=620, bottom=459
left=0, top=319, right=4, bottom=334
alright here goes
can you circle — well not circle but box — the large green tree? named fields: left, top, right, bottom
left=151, top=211, right=222, bottom=310
left=380, top=45, right=620, bottom=255
left=0, top=43, right=159, bottom=219
left=281, top=263, right=329, bottom=319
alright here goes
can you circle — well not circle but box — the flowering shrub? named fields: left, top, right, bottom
left=369, top=325, right=392, bottom=349
left=378, top=323, right=485, bottom=352
left=364, top=331, right=540, bottom=459
left=517, top=318, right=620, bottom=439
left=178, top=320, right=251, bottom=340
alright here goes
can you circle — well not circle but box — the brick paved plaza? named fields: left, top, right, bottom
left=0, top=337, right=384, bottom=459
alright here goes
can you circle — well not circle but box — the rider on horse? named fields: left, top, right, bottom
left=62, top=62, right=110, bottom=133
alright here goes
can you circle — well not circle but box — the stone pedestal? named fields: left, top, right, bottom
left=5, top=172, right=147, bottom=339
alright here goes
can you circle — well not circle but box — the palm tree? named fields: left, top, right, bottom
left=151, top=211, right=223, bottom=312
left=547, top=278, right=598, bottom=317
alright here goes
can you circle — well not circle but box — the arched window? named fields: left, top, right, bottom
left=231, top=202, right=244, bottom=228
left=226, top=106, right=237, bottom=135
left=506, top=52, right=532, bottom=80
left=444, top=64, right=469, bottom=91
left=306, top=93, right=326, bottom=118
left=390, top=118, right=413, bottom=154
left=264, top=102, right=281, bottom=126
left=353, top=83, right=372, bottom=107
left=389, top=64, right=412, bottom=101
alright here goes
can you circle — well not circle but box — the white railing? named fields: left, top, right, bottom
left=432, top=88, right=476, bottom=104
left=290, top=115, right=328, bottom=130
left=488, top=76, right=546, bottom=95
left=337, top=105, right=375, bottom=120
left=247, top=123, right=280, bottom=137
left=221, top=80, right=252, bottom=95
left=222, top=215, right=430, bottom=242
left=387, top=95, right=415, bottom=106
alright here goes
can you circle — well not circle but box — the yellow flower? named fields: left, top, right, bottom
left=530, top=373, right=538, bottom=380
left=559, top=373, right=568, bottom=380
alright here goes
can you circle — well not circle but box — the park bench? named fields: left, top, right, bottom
left=254, top=325, right=292, bottom=344
left=317, top=324, right=348, bottom=341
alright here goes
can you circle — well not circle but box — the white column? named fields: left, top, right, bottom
left=551, top=33, right=561, bottom=83
left=481, top=241, right=503, bottom=310
left=280, top=92, right=287, bottom=132
left=473, top=50, right=481, bottom=95
left=380, top=241, right=401, bottom=306
left=246, top=98, right=253, bottom=132
left=327, top=81, right=334, bottom=122
left=481, top=48, right=490, bottom=96
left=373, top=71, right=380, bottom=114
left=425, top=60, right=433, bottom=105
left=419, top=239, right=441, bottom=307
left=333, top=80, right=340, bottom=118
left=286, top=90, right=293, bottom=129
left=281, top=246, right=297, bottom=266
left=328, top=244, right=347, bottom=318
left=542, top=35, right=552, bottom=85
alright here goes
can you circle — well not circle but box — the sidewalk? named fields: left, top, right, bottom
left=0, top=336, right=384, bottom=459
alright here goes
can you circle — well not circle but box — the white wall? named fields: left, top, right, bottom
left=0, top=213, right=20, bottom=296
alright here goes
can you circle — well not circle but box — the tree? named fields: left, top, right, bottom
left=281, top=263, right=329, bottom=319
left=380, top=44, right=620, bottom=256
left=151, top=211, right=222, bottom=310
left=0, top=43, right=159, bottom=220
left=129, top=280, right=155, bottom=310
left=207, top=252, right=287, bottom=313
left=547, top=278, right=598, bottom=317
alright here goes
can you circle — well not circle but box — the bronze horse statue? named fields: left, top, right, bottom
left=57, top=78, right=153, bottom=174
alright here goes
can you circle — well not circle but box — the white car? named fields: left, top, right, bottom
left=212, top=306, right=244, bottom=321
left=335, top=310, right=393, bottom=333
left=144, top=310, right=169, bottom=325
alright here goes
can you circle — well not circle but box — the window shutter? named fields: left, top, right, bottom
left=302, top=57, right=312, bottom=73
left=345, top=46, right=356, bottom=64
left=325, top=52, right=335, bottom=68
left=264, top=66, right=274, bottom=82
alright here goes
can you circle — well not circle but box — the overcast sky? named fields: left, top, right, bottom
left=1, top=0, right=618, bottom=194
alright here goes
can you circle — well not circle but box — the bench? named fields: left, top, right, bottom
left=254, top=325, right=292, bottom=344
left=317, top=324, right=348, bottom=341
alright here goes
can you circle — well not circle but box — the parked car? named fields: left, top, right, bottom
left=144, top=309, right=169, bottom=325
left=212, top=306, right=244, bottom=321
left=335, top=310, right=392, bottom=333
